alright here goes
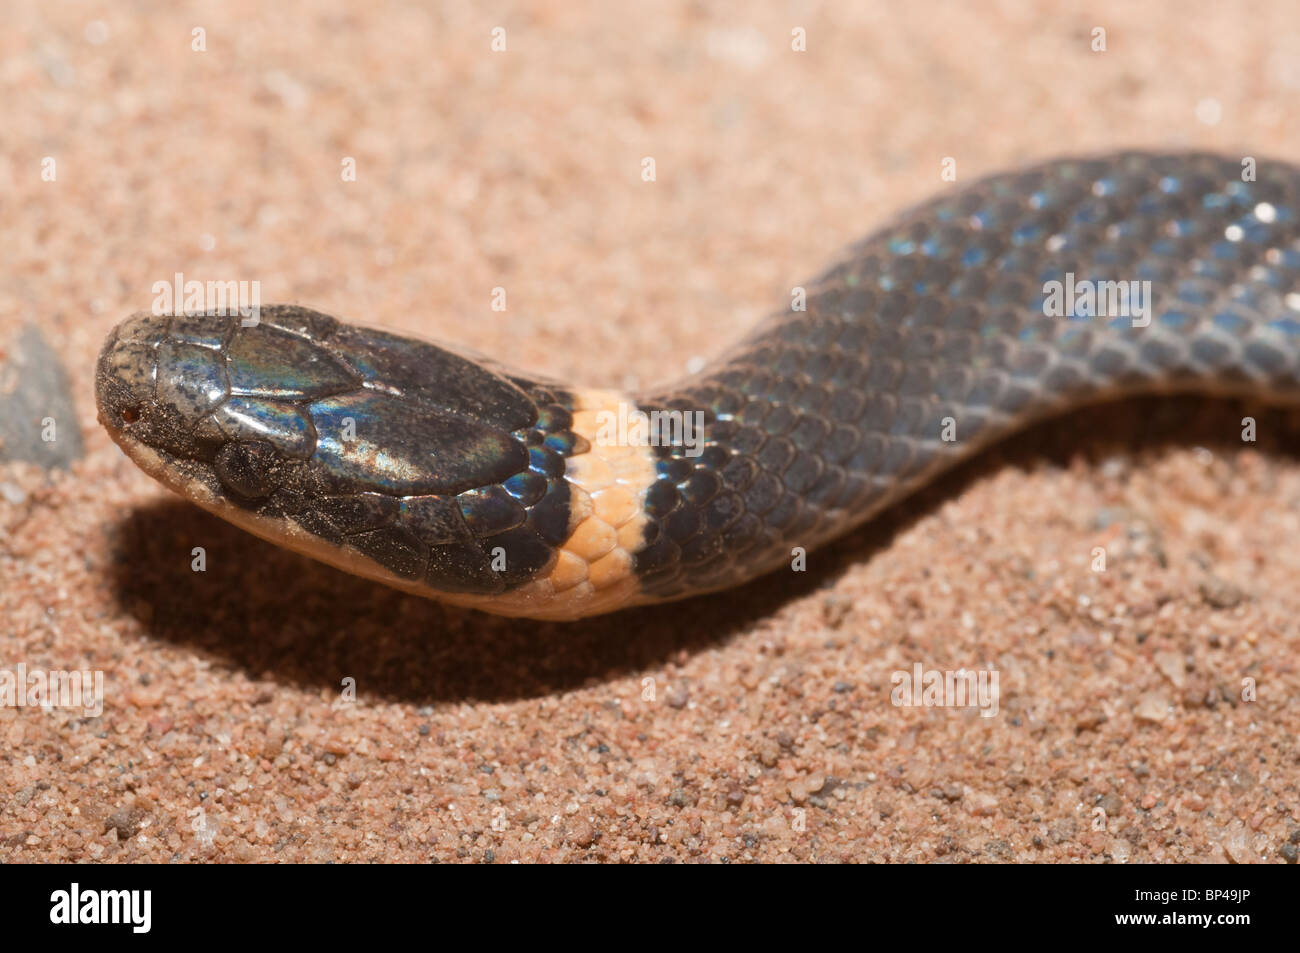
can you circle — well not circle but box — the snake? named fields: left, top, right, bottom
left=95, top=152, right=1300, bottom=620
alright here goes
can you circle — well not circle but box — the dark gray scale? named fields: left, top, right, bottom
left=318, top=492, right=401, bottom=533
left=346, top=526, right=430, bottom=581
left=634, top=153, right=1300, bottom=596
left=288, top=491, right=399, bottom=544
left=399, top=495, right=467, bottom=545
left=168, top=313, right=235, bottom=351
left=227, top=324, right=359, bottom=400
left=258, top=307, right=342, bottom=342
left=457, top=485, right=526, bottom=536
left=327, top=324, right=537, bottom=432
left=205, top=397, right=316, bottom=459
left=156, top=341, right=229, bottom=420
left=425, top=540, right=505, bottom=593
left=478, top=525, right=557, bottom=587
left=308, top=391, right=527, bottom=496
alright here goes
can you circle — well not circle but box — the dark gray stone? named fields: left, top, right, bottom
left=0, top=324, right=85, bottom=468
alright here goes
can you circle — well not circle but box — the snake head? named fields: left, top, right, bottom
left=93, top=306, right=616, bottom=614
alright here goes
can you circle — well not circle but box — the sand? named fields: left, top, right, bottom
left=2, top=0, right=1298, bottom=862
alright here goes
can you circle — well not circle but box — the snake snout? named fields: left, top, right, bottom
left=95, top=312, right=166, bottom=434
left=96, top=311, right=236, bottom=465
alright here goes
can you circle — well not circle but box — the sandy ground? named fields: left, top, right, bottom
left=2, top=0, right=1299, bottom=862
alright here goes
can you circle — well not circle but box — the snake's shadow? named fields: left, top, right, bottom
left=108, top=395, right=1300, bottom=705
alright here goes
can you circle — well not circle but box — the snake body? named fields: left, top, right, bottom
left=96, top=152, right=1300, bottom=619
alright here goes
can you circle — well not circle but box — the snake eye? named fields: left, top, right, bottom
left=121, top=406, right=141, bottom=424
left=214, top=440, right=280, bottom=499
